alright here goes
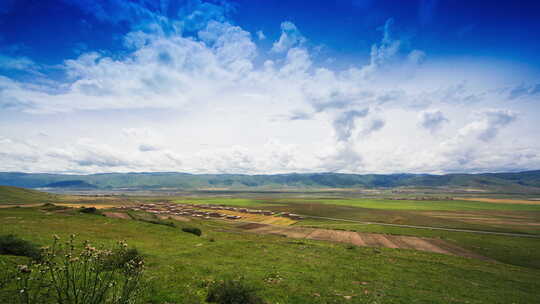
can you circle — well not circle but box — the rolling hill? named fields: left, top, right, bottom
left=0, top=185, right=62, bottom=204
left=0, top=170, right=539, bottom=192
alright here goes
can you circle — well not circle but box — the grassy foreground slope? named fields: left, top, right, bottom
left=0, top=185, right=61, bottom=205
left=1, top=207, right=539, bottom=304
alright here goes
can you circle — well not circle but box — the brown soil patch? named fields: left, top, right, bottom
left=237, top=223, right=267, bottom=230
left=103, top=212, right=130, bottom=219
left=157, top=215, right=191, bottom=222
left=459, top=198, right=540, bottom=205
left=238, top=223, right=485, bottom=259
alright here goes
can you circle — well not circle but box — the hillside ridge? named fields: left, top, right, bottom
left=1, top=170, right=540, bottom=192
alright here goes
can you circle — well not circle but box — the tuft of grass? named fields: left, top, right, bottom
left=0, top=234, right=41, bottom=261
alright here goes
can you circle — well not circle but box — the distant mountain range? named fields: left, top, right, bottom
left=1, top=171, right=540, bottom=192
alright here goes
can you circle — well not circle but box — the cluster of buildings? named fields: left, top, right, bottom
left=119, top=202, right=304, bottom=220
left=197, top=204, right=305, bottom=220
left=388, top=196, right=454, bottom=201
left=122, top=203, right=242, bottom=219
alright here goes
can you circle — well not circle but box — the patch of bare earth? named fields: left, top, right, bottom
left=157, top=215, right=191, bottom=222
left=238, top=223, right=485, bottom=260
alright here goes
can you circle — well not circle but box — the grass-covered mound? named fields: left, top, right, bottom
left=0, top=186, right=61, bottom=205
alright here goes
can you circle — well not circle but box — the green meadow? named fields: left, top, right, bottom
left=1, top=186, right=540, bottom=303
left=1, top=207, right=539, bottom=304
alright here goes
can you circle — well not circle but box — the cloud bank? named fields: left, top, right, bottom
left=0, top=0, right=539, bottom=174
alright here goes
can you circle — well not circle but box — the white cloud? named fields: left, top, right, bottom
left=0, top=54, right=35, bottom=71
left=271, top=21, right=306, bottom=53
left=256, top=30, right=266, bottom=40
left=332, top=109, right=369, bottom=142
left=419, top=109, right=448, bottom=133
left=458, top=109, right=517, bottom=142
left=0, top=5, right=538, bottom=174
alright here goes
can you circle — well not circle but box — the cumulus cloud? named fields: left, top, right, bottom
left=507, top=83, right=540, bottom=100
left=138, top=144, right=161, bottom=152
left=461, top=109, right=517, bottom=142
left=419, top=109, right=448, bottom=133
left=332, top=109, right=369, bottom=142
left=287, top=110, right=312, bottom=121
left=256, top=30, right=265, bottom=40
left=0, top=1, right=538, bottom=174
left=360, top=118, right=385, bottom=136
left=319, top=143, right=363, bottom=172
left=271, top=21, right=306, bottom=53
left=0, top=54, right=35, bottom=71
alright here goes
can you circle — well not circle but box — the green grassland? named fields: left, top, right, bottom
left=1, top=187, right=540, bottom=303
left=1, top=207, right=539, bottom=304
left=172, top=197, right=540, bottom=211
left=296, top=218, right=540, bottom=270
left=171, top=197, right=540, bottom=235
left=0, top=185, right=62, bottom=205
left=277, top=198, right=540, bottom=211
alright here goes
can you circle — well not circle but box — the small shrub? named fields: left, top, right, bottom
left=104, top=248, right=144, bottom=270
left=0, top=234, right=41, bottom=261
left=4, top=235, right=145, bottom=304
left=206, top=277, right=264, bottom=304
left=182, top=227, right=202, bottom=237
left=79, top=206, right=102, bottom=215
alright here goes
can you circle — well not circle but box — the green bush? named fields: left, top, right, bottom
left=141, top=218, right=176, bottom=227
left=104, top=248, right=144, bottom=270
left=0, top=234, right=41, bottom=261
left=206, top=277, right=264, bottom=304
left=128, top=213, right=176, bottom=228
left=2, top=235, right=145, bottom=304
left=79, top=207, right=102, bottom=215
left=182, top=227, right=202, bottom=236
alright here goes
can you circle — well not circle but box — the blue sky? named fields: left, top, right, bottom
left=1, top=0, right=539, bottom=174
left=2, top=1, right=540, bottom=71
